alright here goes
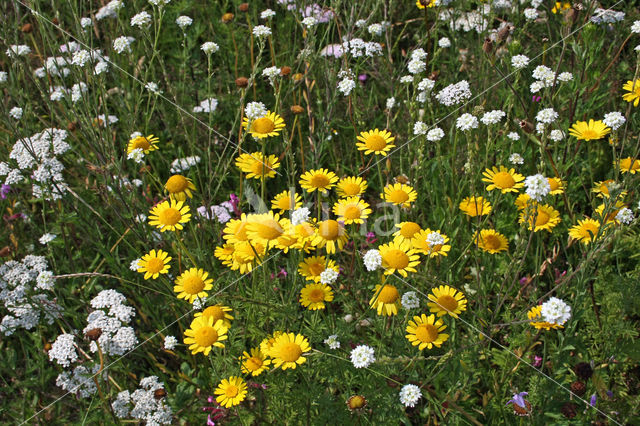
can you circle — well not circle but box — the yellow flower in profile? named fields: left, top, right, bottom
left=482, top=166, right=524, bottom=193
left=410, top=229, right=451, bottom=258
left=459, top=196, right=492, bottom=217
left=299, top=168, right=339, bottom=193
left=127, top=134, right=159, bottom=154
left=378, top=240, right=420, bottom=276
left=595, top=201, right=627, bottom=224
left=547, top=177, right=564, bottom=195
left=298, top=256, right=338, bottom=282
left=240, top=348, right=271, bottom=376
left=519, top=204, right=561, bottom=232
left=235, top=152, right=280, bottom=179
left=415, top=0, right=436, bottom=9
left=370, top=284, right=400, bottom=316
left=551, top=1, right=571, bottom=13
left=226, top=241, right=266, bottom=273
left=137, top=249, right=171, bottom=280
left=214, top=244, right=234, bottom=263
left=271, top=190, right=302, bottom=214
left=312, top=219, right=348, bottom=254
left=406, top=314, right=449, bottom=350
left=174, top=268, right=214, bottom=303
left=568, top=218, right=601, bottom=245
left=527, top=306, right=563, bottom=330
left=299, top=283, right=334, bottom=310
left=274, top=226, right=298, bottom=253
left=427, top=285, right=467, bottom=318
left=514, top=193, right=535, bottom=210
left=292, top=221, right=317, bottom=252
left=246, top=212, right=287, bottom=246
left=622, top=79, right=640, bottom=107
left=164, top=174, right=196, bottom=201
left=592, top=180, right=621, bottom=198
left=269, top=332, right=311, bottom=370
left=242, top=111, right=285, bottom=139
left=380, top=183, right=418, bottom=208
left=148, top=200, right=191, bottom=232
left=336, top=176, right=368, bottom=198
left=183, top=316, right=228, bottom=356
left=332, top=197, right=372, bottom=225
left=475, top=229, right=509, bottom=254
left=195, top=304, right=234, bottom=328
left=568, top=120, right=611, bottom=141
left=393, top=222, right=422, bottom=244
left=356, top=129, right=396, bottom=156
left=617, top=157, right=640, bottom=174
left=214, top=376, right=247, bottom=408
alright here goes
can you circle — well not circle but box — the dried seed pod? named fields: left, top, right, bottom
left=235, top=77, right=249, bottom=88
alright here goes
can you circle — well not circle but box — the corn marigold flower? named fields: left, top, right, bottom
left=127, top=134, right=159, bottom=154
left=242, top=111, right=285, bottom=139
left=312, top=219, right=348, bottom=254
left=380, top=183, right=418, bottom=208
left=183, top=316, right=228, bottom=356
left=547, top=177, right=564, bottom=195
left=245, top=212, right=287, bottom=246
left=356, top=129, right=395, bottom=156
left=475, top=229, right=509, bottom=254
left=240, top=348, right=271, bottom=376
left=173, top=268, right=213, bottom=303
left=378, top=240, right=420, bottom=276
left=137, top=249, right=171, bottom=279
left=346, top=395, right=367, bottom=412
left=269, top=332, right=311, bottom=370
left=519, top=204, right=561, bottom=232
left=164, top=174, right=195, bottom=201
left=332, top=197, right=371, bottom=225
left=148, top=200, right=191, bottom=232
left=410, top=229, right=450, bottom=257
left=405, top=314, right=449, bottom=350
left=617, top=157, right=640, bottom=174
left=299, top=283, right=334, bottom=310
left=552, top=2, right=571, bottom=13
left=195, top=305, right=234, bottom=328
left=459, top=196, right=491, bottom=217
left=568, top=218, right=601, bottom=244
left=298, top=256, right=338, bottom=282
left=214, top=376, right=247, bottom=408
left=623, top=79, right=640, bottom=106
left=393, top=222, right=422, bottom=244
left=235, top=152, right=280, bottom=179
left=370, top=284, right=400, bottom=316
left=568, top=119, right=611, bottom=141
left=336, top=176, right=367, bottom=198
left=482, top=166, right=525, bottom=193
left=595, top=200, right=627, bottom=224
left=300, top=168, right=338, bottom=193
left=427, top=285, right=467, bottom=318
left=271, top=190, right=302, bottom=214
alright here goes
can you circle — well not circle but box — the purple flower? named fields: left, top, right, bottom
left=0, top=184, right=10, bottom=199
left=606, top=390, right=614, bottom=398
left=590, top=394, right=597, bottom=407
left=532, top=95, right=542, bottom=102
left=358, top=74, right=368, bottom=83
left=506, top=392, right=528, bottom=409
left=366, top=232, right=377, bottom=244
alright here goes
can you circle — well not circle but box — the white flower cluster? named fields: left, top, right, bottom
left=201, top=42, right=219, bottom=55
left=193, top=98, right=218, bottom=113
left=262, top=66, right=281, bottom=86
left=350, top=345, right=375, bottom=368
left=456, top=113, right=478, bottom=131
left=340, top=38, right=382, bottom=58
left=302, top=17, right=318, bottom=28
left=523, top=8, right=538, bottom=21
left=426, top=127, right=445, bottom=142
left=363, top=249, right=382, bottom=271
left=56, top=364, right=103, bottom=398
left=401, top=291, right=420, bottom=310
left=481, top=110, right=506, bottom=125
left=163, top=335, right=177, bottom=350
left=260, top=9, right=276, bottom=20
left=632, top=20, right=640, bottom=34
left=399, top=384, right=422, bottom=407
left=529, top=66, right=571, bottom=94
left=96, top=0, right=123, bottom=20
left=6, top=45, right=31, bottom=58
left=407, top=48, right=427, bottom=74
left=441, top=7, right=489, bottom=33
left=338, top=76, right=356, bottom=96
left=436, top=80, right=472, bottom=106
left=112, top=376, right=172, bottom=424
left=48, top=334, right=78, bottom=367
left=438, top=37, right=451, bottom=48
left=252, top=25, right=272, bottom=38
left=9, top=107, right=23, bottom=120
left=324, top=334, right=340, bottom=350
left=198, top=200, right=234, bottom=224
left=245, top=101, right=268, bottom=121
left=540, top=297, right=571, bottom=326
left=416, top=77, right=435, bottom=103
left=591, top=8, right=625, bottom=25
left=84, top=289, right=137, bottom=356
left=0, top=255, right=60, bottom=335
left=170, top=155, right=201, bottom=173
left=602, top=111, right=626, bottom=130
left=616, top=207, right=634, bottom=225
left=524, top=174, right=550, bottom=202
left=535, top=108, right=558, bottom=124
left=176, top=15, right=193, bottom=30
left=113, top=36, right=135, bottom=54
left=320, top=268, right=339, bottom=285
left=131, top=11, right=152, bottom=28
left=413, top=121, right=429, bottom=136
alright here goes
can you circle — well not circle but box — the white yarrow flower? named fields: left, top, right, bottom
left=324, top=334, right=340, bottom=350
left=253, top=25, right=272, bottom=38
left=291, top=207, right=311, bottom=226
left=426, top=127, right=445, bottom=142
left=350, top=345, right=375, bottom=368
left=401, top=291, right=420, bottom=310
left=616, top=207, right=634, bottom=224
left=163, top=335, right=177, bottom=350
left=320, top=268, right=339, bottom=285
left=511, top=54, right=529, bottom=69
left=9, top=107, right=23, bottom=120
left=39, top=233, right=57, bottom=245
left=363, top=250, right=382, bottom=271
left=602, top=111, right=626, bottom=130
left=540, top=297, right=571, bottom=326
left=201, top=42, right=219, bottom=55
left=176, top=16, right=193, bottom=29
left=456, top=113, right=478, bottom=131
left=127, top=148, right=145, bottom=163
left=524, top=174, right=550, bottom=202
left=399, top=384, right=422, bottom=407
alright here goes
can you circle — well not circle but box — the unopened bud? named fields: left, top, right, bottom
left=235, top=77, right=249, bottom=88
left=290, top=105, right=304, bottom=114
left=21, top=23, right=33, bottom=33
left=238, top=3, right=249, bottom=12
left=222, top=13, right=234, bottom=23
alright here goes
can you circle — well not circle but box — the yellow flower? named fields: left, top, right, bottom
left=298, top=256, right=338, bottom=282
left=222, top=214, right=250, bottom=244
left=568, top=218, right=601, bottom=245
left=226, top=241, right=266, bottom=273
left=410, top=229, right=451, bottom=258
left=195, top=304, right=234, bottom=328
left=173, top=268, right=214, bottom=303
left=514, top=193, right=535, bottom=210
left=214, top=244, right=234, bottom=263
left=568, top=119, right=611, bottom=141
left=551, top=2, right=571, bottom=13
left=271, top=190, right=302, bottom=214
left=259, top=331, right=283, bottom=357
left=148, top=200, right=191, bottom=232
left=183, top=316, right=228, bottom=356
left=380, top=183, right=418, bottom=208
left=242, top=111, right=285, bottom=138
left=240, top=348, right=271, bottom=376
left=518, top=204, right=561, bottom=232
left=312, top=219, right=348, bottom=254
left=299, top=168, right=338, bottom=193
left=427, top=285, right=467, bottom=318
left=137, top=249, right=171, bottom=280
left=126, top=134, right=159, bottom=154
left=235, top=152, right=280, bottom=179
left=269, top=332, right=311, bottom=370
left=622, top=79, right=640, bottom=107
left=164, top=174, right=196, bottom=201
left=245, top=212, right=288, bottom=246
left=527, top=306, right=563, bottom=330
left=592, top=180, right=616, bottom=198
left=332, top=197, right=372, bottom=225
left=617, top=157, right=640, bottom=174
left=474, top=229, right=509, bottom=254
left=459, top=196, right=492, bottom=217
left=415, top=0, right=436, bottom=9
left=378, top=240, right=420, bottom=276
left=547, top=177, right=564, bottom=195
left=370, top=284, right=400, bottom=316
left=406, top=314, right=449, bottom=350
left=356, top=128, right=396, bottom=156
left=336, top=176, right=368, bottom=198
left=392, top=221, right=423, bottom=244
left=214, top=376, right=248, bottom=408
left=482, top=166, right=524, bottom=193
left=595, top=201, right=626, bottom=224
left=299, top=283, right=334, bottom=310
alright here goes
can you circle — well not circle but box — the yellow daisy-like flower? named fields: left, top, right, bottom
left=406, top=314, right=449, bottom=350
left=551, top=1, right=571, bottom=13
left=527, top=306, right=563, bottom=330
left=195, top=304, right=234, bottom=328
left=235, top=152, right=280, bottom=180
left=475, top=229, right=509, bottom=254
left=415, top=0, right=436, bottom=9
left=595, top=201, right=627, bottom=224
left=617, top=157, right=640, bottom=174
left=242, top=111, right=286, bottom=139
left=137, top=249, right=171, bottom=280
left=514, top=193, right=535, bottom=210
left=356, top=129, right=396, bottom=156
left=298, top=256, right=338, bottom=282
left=292, top=221, right=317, bottom=252
left=378, top=240, right=420, bottom=276
left=299, top=283, right=334, bottom=310
left=459, top=196, right=492, bottom=217
left=240, top=348, right=271, bottom=376
left=336, top=176, right=368, bottom=198
left=246, top=212, right=287, bottom=246
left=173, top=268, right=214, bottom=303
left=222, top=214, right=250, bottom=244
left=332, top=197, right=372, bottom=225
left=214, top=376, right=248, bottom=408
left=164, top=174, right=196, bottom=201
left=380, top=183, right=418, bottom=208
left=592, top=180, right=618, bottom=198
left=274, top=225, right=298, bottom=253
left=568, top=120, right=611, bottom=141
left=482, top=166, right=524, bottom=193
left=547, top=177, right=564, bottom=195
left=568, top=218, right=601, bottom=245
left=271, top=190, right=302, bottom=214
left=312, top=219, right=348, bottom=254
left=519, top=204, right=561, bottom=232
left=393, top=222, right=423, bottom=244
left=269, top=332, right=311, bottom=370
left=183, top=316, right=228, bottom=356
left=622, top=79, right=640, bottom=107
left=126, top=134, right=159, bottom=154
left=299, top=168, right=339, bottom=193
left=226, top=241, right=266, bottom=273
left=410, top=229, right=451, bottom=258
left=427, top=285, right=467, bottom=318
left=214, top=243, right=235, bottom=263
left=148, top=200, right=191, bottom=232
left=370, top=284, right=400, bottom=316
left=259, top=331, right=284, bottom=357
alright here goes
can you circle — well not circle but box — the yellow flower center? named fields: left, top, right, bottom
left=182, top=275, right=205, bottom=294
left=254, top=219, right=283, bottom=240
left=245, top=357, right=263, bottom=371
left=202, top=306, right=225, bottom=322
left=165, top=175, right=189, bottom=193
left=343, top=205, right=362, bottom=220
left=131, top=137, right=151, bottom=150
left=580, top=129, right=598, bottom=140
left=310, top=174, right=330, bottom=188
left=224, top=385, right=239, bottom=398
left=383, top=249, right=409, bottom=269
left=415, top=324, right=439, bottom=343
left=365, top=134, right=387, bottom=151
left=535, top=210, right=550, bottom=226
left=276, top=196, right=292, bottom=210
left=308, top=288, right=325, bottom=302
left=377, top=285, right=399, bottom=304
left=437, top=295, right=458, bottom=312
left=145, top=257, right=164, bottom=273
left=342, top=182, right=361, bottom=196
left=194, top=326, right=218, bottom=347
left=348, top=396, right=366, bottom=409
left=483, top=234, right=501, bottom=250
left=493, top=171, right=515, bottom=188
left=400, top=222, right=421, bottom=238
left=159, top=208, right=181, bottom=226
left=318, top=220, right=340, bottom=240
left=388, top=189, right=409, bottom=204
left=548, top=179, right=559, bottom=191
left=251, top=160, right=269, bottom=176
left=308, top=262, right=325, bottom=277
left=580, top=223, right=599, bottom=239
left=251, top=117, right=275, bottom=134
left=279, top=342, right=302, bottom=362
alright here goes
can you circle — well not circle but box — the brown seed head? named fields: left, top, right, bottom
left=0, top=246, right=11, bottom=257
left=222, top=13, right=234, bottom=23
left=235, top=77, right=249, bottom=88
left=238, top=3, right=249, bottom=12
left=21, top=23, right=33, bottom=33
left=570, top=381, right=586, bottom=397
left=519, top=120, right=534, bottom=134
left=561, top=402, right=577, bottom=419
left=154, top=388, right=167, bottom=400
left=290, top=105, right=304, bottom=115
left=280, top=66, right=292, bottom=76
